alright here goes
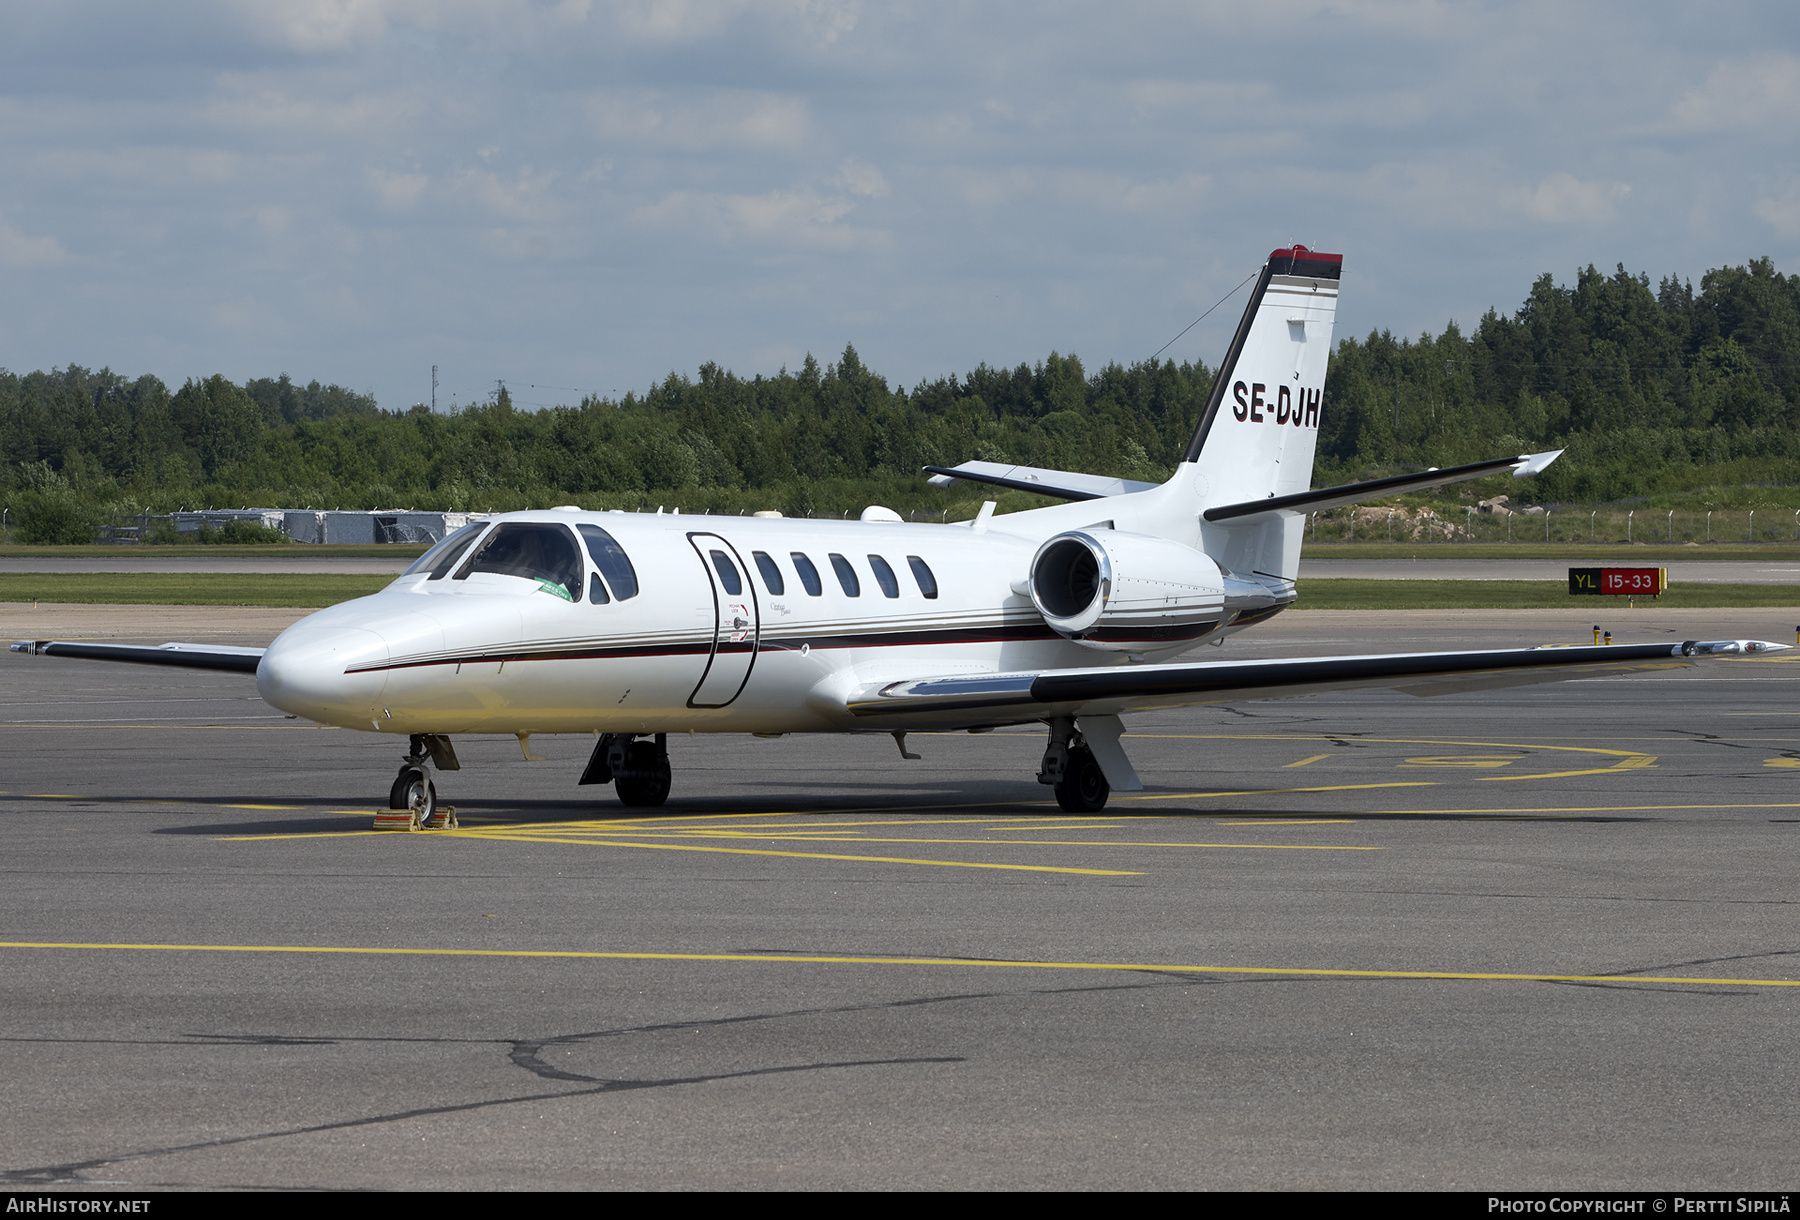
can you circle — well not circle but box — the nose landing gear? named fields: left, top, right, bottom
left=376, top=734, right=460, bottom=830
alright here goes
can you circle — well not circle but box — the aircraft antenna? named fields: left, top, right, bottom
left=1149, top=268, right=1258, bottom=364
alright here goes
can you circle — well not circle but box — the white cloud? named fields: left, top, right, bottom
left=366, top=168, right=428, bottom=212
left=1515, top=173, right=1631, bottom=225
left=584, top=90, right=812, bottom=154
left=837, top=158, right=887, bottom=198
left=239, top=0, right=394, bottom=52
left=0, top=214, right=65, bottom=267
left=1753, top=182, right=1800, bottom=239
left=1669, top=53, right=1800, bottom=132
left=633, top=185, right=882, bottom=251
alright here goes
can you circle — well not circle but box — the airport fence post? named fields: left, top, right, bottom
left=1749, top=510, right=1755, bottom=541
left=1388, top=509, right=1394, bottom=543
left=1590, top=510, right=1596, bottom=541
left=1627, top=510, right=1633, bottom=542
left=1707, top=510, right=1712, bottom=542
left=1545, top=510, right=1551, bottom=542
left=1669, top=510, right=1674, bottom=541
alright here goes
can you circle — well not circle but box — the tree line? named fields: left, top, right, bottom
left=3, top=254, right=1799, bottom=542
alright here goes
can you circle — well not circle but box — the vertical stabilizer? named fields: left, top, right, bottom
left=1181, top=246, right=1341, bottom=581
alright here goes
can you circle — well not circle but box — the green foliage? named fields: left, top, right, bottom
left=6, top=254, right=1800, bottom=538
left=13, top=488, right=99, bottom=544
left=197, top=519, right=290, bottom=545
left=1320, top=256, right=1800, bottom=503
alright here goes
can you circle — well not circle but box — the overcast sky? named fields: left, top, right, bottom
left=2, top=1, right=1797, bottom=411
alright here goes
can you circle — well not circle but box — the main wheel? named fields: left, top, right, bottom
left=615, top=742, right=672, bottom=808
left=1053, top=744, right=1110, bottom=813
left=389, top=765, right=435, bottom=821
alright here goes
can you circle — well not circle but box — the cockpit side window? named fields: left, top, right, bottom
left=454, top=522, right=584, bottom=601
left=405, top=521, right=485, bottom=580
left=578, top=524, right=640, bottom=600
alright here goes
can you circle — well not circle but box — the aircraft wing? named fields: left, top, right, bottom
left=845, top=640, right=1783, bottom=728
left=8, top=640, right=264, bottom=674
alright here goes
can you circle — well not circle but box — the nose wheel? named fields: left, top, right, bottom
left=376, top=735, right=458, bottom=830
left=389, top=765, right=436, bottom=821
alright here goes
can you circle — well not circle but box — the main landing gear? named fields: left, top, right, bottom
left=380, top=734, right=460, bottom=830
left=579, top=733, right=672, bottom=808
left=1038, top=718, right=1110, bottom=813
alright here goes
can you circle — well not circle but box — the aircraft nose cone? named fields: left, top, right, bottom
left=257, top=623, right=391, bottom=727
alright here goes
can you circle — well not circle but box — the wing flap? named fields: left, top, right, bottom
left=9, top=640, right=265, bottom=674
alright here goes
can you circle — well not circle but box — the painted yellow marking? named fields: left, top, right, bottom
left=1352, top=802, right=1800, bottom=816
left=1283, top=754, right=1331, bottom=768
left=1118, top=781, right=1437, bottom=801
left=30, top=794, right=83, bottom=799
left=1480, top=753, right=1657, bottom=781
left=1217, top=819, right=1356, bottom=826
left=1764, top=759, right=1800, bottom=768
left=0, top=941, right=1793, bottom=989
left=1401, top=755, right=1523, bottom=768
left=495, top=831, right=1377, bottom=852
left=410, top=831, right=1143, bottom=876
left=222, top=804, right=302, bottom=810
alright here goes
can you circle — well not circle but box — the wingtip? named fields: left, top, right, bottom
left=1681, top=639, right=1791, bottom=656
left=1510, top=449, right=1564, bottom=478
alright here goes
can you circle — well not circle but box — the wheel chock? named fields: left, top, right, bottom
left=372, top=805, right=458, bottom=831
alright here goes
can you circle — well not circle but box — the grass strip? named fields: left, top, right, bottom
left=1294, top=579, right=1800, bottom=610
left=0, top=573, right=393, bottom=607
left=0, top=544, right=428, bottom=560
left=1301, top=543, right=1800, bottom=561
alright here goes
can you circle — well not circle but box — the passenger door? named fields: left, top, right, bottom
left=685, top=533, right=760, bottom=708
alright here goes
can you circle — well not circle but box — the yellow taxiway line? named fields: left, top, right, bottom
left=2, top=940, right=1794, bottom=989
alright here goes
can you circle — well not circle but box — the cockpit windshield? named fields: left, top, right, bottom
left=404, top=521, right=487, bottom=580
left=453, top=522, right=585, bottom=601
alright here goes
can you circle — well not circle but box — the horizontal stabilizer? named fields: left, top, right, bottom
left=9, top=640, right=264, bottom=674
left=924, top=461, right=1160, bottom=503
left=1204, top=450, right=1563, bottom=523
left=846, top=639, right=1783, bottom=725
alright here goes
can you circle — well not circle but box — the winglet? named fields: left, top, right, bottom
left=1510, top=450, right=1562, bottom=478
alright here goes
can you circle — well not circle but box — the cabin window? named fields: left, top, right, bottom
left=578, top=524, right=640, bottom=600
left=790, top=552, right=823, bottom=596
left=710, top=549, right=743, bottom=596
left=407, top=521, right=485, bottom=580
left=753, top=551, right=785, bottom=595
left=588, top=573, right=610, bottom=604
left=868, top=554, right=900, bottom=598
left=829, top=553, right=861, bottom=597
left=455, top=522, right=584, bottom=601
left=907, top=555, right=939, bottom=599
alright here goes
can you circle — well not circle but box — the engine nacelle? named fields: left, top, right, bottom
left=1028, top=529, right=1227, bottom=653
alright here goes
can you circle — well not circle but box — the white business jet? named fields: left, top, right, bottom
left=12, top=246, right=1783, bottom=816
